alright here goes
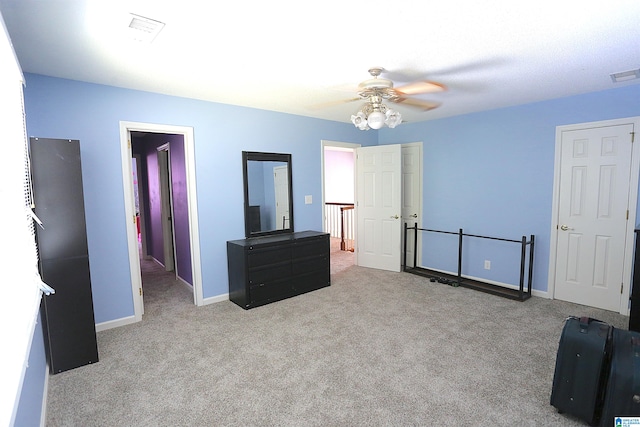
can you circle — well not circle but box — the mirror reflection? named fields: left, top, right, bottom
left=243, top=152, right=294, bottom=237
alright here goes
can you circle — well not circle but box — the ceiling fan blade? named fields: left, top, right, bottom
left=308, top=97, right=361, bottom=110
left=394, top=97, right=441, bottom=111
left=427, top=58, right=506, bottom=77
left=395, top=80, right=446, bottom=95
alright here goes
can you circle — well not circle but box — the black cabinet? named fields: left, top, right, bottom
left=227, top=231, right=330, bottom=309
left=30, top=137, right=99, bottom=373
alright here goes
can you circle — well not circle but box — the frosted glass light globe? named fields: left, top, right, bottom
left=367, top=111, right=386, bottom=129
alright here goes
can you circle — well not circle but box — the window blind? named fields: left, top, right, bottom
left=0, top=28, right=43, bottom=427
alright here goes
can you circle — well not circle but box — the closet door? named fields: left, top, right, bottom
left=30, top=137, right=98, bottom=374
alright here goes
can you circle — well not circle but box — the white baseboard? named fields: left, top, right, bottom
left=413, top=265, right=548, bottom=299
left=150, top=257, right=165, bottom=268
left=94, top=291, right=228, bottom=331
left=95, top=315, right=138, bottom=332
left=202, top=293, right=229, bottom=306
left=531, top=289, right=549, bottom=299
left=39, top=364, right=48, bottom=427
left=177, top=276, right=193, bottom=292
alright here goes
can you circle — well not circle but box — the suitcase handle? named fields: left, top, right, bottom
left=576, top=316, right=606, bottom=333
left=579, top=316, right=590, bottom=333
left=580, top=316, right=591, bottom=333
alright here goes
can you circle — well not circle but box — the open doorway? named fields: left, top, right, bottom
left=321, top=140, right=424, bottom=275
left=131, top=136, right=184, bottom=275
left=119, top=122, right=203, bottom=324
left=322, top=140, right=359, bottom=274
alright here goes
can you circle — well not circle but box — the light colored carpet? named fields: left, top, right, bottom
left=45, top=241, right=628, bottom=426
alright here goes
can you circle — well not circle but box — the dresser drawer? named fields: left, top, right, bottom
left=293, top=271, right=330, bottom=293
left=291, top=256, right=328, bottom=276
left=250, top=280, right=293, bottom=305
left=248, top=262, right=291, bottom=284
left=247, top=246, right=291, bottom=268
left=293, top=237, right=328, bottom=259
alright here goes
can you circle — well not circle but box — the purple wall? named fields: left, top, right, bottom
left=133, top=133, right=192, bottom=285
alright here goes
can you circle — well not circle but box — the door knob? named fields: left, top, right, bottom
left=560, top=224, right=571, bottom=231
left=410, top=213, right=417, bottom=218
left=390, top=215, right=399, bottom=219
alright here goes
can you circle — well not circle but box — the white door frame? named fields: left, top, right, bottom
left=119, top=121, right=204, bottom=323
left=547, top=116, right=640, bottom=315
left=157, top=143, right=177, bottom=273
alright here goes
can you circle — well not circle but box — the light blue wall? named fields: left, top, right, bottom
left=24, top=73, right=640, bottom=309
left=23, top=73, right=377, bottom=324
left=379, top=84, right=640, bottom=292
left=18, top=73, right=640, bottom=426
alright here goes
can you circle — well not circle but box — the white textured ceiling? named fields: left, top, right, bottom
left=1, top=0, right=639, bottom=124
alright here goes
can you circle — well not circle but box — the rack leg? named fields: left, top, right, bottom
left=412, top=223, right=418, bottom=269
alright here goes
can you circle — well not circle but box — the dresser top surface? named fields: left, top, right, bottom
left=228, top=230, right=328, bottom=247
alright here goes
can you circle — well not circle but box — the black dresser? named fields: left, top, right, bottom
left=227, top=231, right=330, bottom=309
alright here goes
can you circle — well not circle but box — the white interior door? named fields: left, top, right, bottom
left=274, top=165, right=289, bottom=230
left=553, top=123, right=634, bottom=311
left=401, top=143, right=422, bottom=268
left=157, top=145, right=176, bottom=273
left=356, top=144, right=402, bottom=272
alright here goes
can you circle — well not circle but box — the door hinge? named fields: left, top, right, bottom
left=627, top=210, right=630, bottom=220
left=632, top=132, right=635, bottom=143
left=140, top=287, right=143, bottom=296
left=621, top=283, right=624, bottom=294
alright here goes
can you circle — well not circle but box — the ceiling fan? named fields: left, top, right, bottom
left=325, top=67, right=447, bottom=130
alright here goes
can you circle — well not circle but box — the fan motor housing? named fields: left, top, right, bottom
left=359, top=78, right=393, bottom=90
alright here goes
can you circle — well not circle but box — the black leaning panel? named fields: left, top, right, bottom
left=30, top=137, right=99, bottom=374
left=30, top=138, right=89, bottom=260
left=40, top=257, right=98, bottom=373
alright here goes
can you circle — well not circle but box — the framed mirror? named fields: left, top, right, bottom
left=242, top=151, right=294, bottom=238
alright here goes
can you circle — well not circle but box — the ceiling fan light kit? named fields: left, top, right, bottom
left=351, top=103, right=402, bottom=130
left=348, top=67, right=445, bottom=130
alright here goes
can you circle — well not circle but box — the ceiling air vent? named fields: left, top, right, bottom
left=610, top=68, right=640, bottom=83
left=127, top=13, right=165, bottom=43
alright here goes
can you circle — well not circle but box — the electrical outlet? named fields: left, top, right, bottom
left=484, top=260, right=491, bottom=270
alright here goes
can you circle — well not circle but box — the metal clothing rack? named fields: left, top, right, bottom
left=403, top=223, right=534, bottom=301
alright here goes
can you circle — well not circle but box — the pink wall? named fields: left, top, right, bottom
left=324, top=149, right=354, bottom=204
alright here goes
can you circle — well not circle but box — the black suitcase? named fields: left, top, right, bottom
left=599, top=329, right=640, bottom=426
left=551, top=316, right=613, bottom=425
